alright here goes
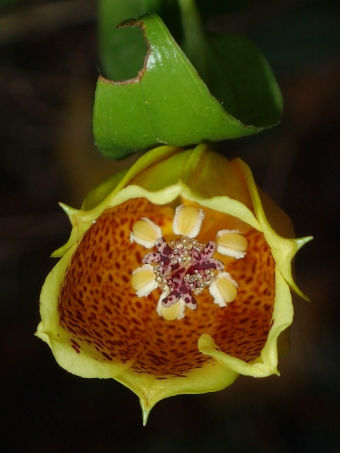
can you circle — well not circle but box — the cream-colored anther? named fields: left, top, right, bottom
left=209, top=272, right=238, bottom=307
left=216, top=229, right=248, bottom=259
left=130, top=217, right=162, bottom=248
left=173, top=205, right=204, bottom=238
left=157, top=297, right=185, bottom=320
left=131, top=264, right=158, bottom=297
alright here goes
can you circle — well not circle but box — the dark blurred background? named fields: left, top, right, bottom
left=0, top=0, right=339, bottom=452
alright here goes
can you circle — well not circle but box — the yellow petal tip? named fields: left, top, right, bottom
left=296, top=235, right=313, bottom=250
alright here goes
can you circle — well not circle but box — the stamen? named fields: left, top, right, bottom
left=130, top=217, right=162, bottom=248
left=131, top=264, right=158, bottom=297
left=209, top=272, right=238, bottom=307
left=216, top=229, right=248, bottom=259
left=173, top=205, right=204, bottom=237
left=157, top=297, right=185, bottom=321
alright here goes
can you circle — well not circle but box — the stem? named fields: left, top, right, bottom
left=176, top=0, right=208, bottom=79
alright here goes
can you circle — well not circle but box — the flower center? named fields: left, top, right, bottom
left=155, top=238, right=217, bottom=296
left=130, top=204, right=247, bottom=320
left=144, top=235, right=223, bottom=310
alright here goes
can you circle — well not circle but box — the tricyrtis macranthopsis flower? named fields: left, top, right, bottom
left=36, top=144, right=311, bottom=423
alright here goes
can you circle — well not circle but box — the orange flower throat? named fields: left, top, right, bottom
left=58, top=198, right=275, bottom=378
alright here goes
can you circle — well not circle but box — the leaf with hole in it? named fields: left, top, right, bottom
left=98, top=0, right=148, bottom=82
left=93, top=13, right=283, bottom=160
left=98, top=0, right=181, bottom=81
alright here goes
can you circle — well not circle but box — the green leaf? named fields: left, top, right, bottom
left=98, top=0, right=250, bottom=81
left=93, top=13, right=282, bottom=160
left=98, top=0, right=181, bottom=81
left=203, top=33, right=283, bottom=127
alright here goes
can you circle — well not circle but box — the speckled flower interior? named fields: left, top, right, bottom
left=58, top=198, right=275, bottom=377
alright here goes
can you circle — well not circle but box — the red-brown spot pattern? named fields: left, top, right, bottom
left=58, top=198, right=275, bottom=377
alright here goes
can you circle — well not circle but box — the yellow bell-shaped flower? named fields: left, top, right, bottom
left=36, top=144, right=311, bottom=424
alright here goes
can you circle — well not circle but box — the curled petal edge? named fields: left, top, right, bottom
left=233, top=158, right=312, bottom=300
left=199, top=269, right=291, bottom=377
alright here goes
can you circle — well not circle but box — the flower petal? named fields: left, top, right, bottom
left=232, top=158, right=313, bottom=300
